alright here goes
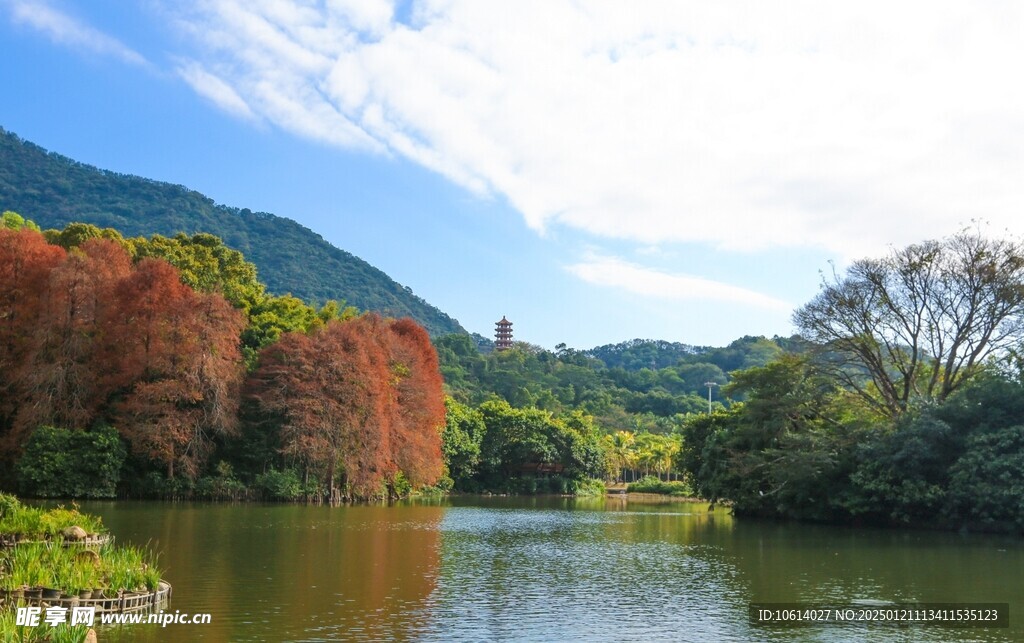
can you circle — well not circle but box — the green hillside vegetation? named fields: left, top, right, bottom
left=0, top=127, right=464, bottom=336
left=436, top=231, right=1024, bottom=534
left=436, top=333, right=790, bottom=432
left=432, top=334, right=788, bottom=494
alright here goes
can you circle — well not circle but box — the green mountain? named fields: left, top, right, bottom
left=0, top=127, right=465, bottom=337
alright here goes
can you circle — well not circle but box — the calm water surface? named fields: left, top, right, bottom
left=71, top=497, right=1022, bottom=642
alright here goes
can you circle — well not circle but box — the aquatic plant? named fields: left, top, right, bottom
left=0, top=500, right=105, bottom=542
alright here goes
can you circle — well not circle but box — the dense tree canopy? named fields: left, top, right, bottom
left=470, top=399, right=605, bottom=493
left=13, top=201, right=1024, bottom=532
left=441, top=398, right=485, bottom=489
left=246, top=314, right=445, bottom=499
left=0, top=227, right=247, bottom=479
left=0, top=218, right=446, bottom=501
left=0, top=228, right=67, bottom=448
left=111, top=259, right=247, bottom=479
left=679, top=233, right=1024, bottom=533
left=433, top=334, right=786, bottom=433
left=40, top=221, right=358, bottom=366
left=1, top=210, right=40, bottom=231
left=680, top=355, right=865, bottom=518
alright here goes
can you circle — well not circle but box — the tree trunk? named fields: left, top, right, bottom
left=327, top=460, right=336, bottom=504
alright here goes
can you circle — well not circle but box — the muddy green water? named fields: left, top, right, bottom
left=71, top=496, right=1021, bottom=642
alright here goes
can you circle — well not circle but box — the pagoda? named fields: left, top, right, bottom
left=494, top=316, right=514, bottom=351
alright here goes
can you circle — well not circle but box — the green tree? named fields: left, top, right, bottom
left=602, top=431, right=636, bottom=482
left=552, top=411, right=606, bottom=481
left=473, top=400, right=604, bottom=491
left=441, top=397, right=486, bottom=490
left=681, top=355, right=864, bottom=518
left=1, top=211, right=40, bottom=231
left=843, top=413, right=955, bottom=525
left=478, top=400, right=558, bottom=484
left=948, top=425, right=1024, bottom=531
left=17, top=425, right=126, bottom=498
left=133, top=232, right=265, bottom=312
left=843, top=373, right=1024, bottom=530
left=44, top=222, right=132, bottom=252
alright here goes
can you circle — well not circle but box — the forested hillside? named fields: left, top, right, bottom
left=0, top=127, right=464, bottom=336
left=436, top=334, right=791, bottom=432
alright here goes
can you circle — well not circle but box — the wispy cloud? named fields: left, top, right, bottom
left=177, top=61, right=256, bottom=121
left=6, top=0, right=147, bottom=66
left=566, top=254, right=790, bottom=311
left=171, top=1, right=1024, bottom=259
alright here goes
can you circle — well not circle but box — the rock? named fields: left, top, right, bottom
left=75, top=549, right=101, bottom=567
left=62, top=526, right=87, bottom=541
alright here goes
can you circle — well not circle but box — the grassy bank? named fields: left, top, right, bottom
left=626, top=476, right=695, bottom=497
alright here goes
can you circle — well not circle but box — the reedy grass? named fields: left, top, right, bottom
left=0, top=497, right=105, bottom=541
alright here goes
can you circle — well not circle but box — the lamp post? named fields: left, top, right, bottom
left=704, top=381, right=719, bottom=414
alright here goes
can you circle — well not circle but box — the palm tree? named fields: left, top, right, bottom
left=602, top=431, right=636, bottom=483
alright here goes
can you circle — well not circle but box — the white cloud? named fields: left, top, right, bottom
left=172, top=1, right=1024, bottom=260
left=177, top=61, right=256, bottom=121
left=566, top=254, right=790, bottom=312
left=7, top=0, right=147, bottom=66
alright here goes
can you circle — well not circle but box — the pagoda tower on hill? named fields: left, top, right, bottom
left=495, top=316, right=514, bottom=351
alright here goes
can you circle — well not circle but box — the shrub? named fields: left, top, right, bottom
left=0, top=503, right=104, bottom=540
left=255, top=468, right=303, bottom=500
left=390, top=472, right=412, bottom=499
left=416, top=475, right=454, bottom=495
left=17, top=425, right=126, bottom=498
left=571, top=478, right=607, bottom=496
left=947, top=425, right=1024, bottom=531
left=38, top=506, right=105, bottom=536
left=628, top=475, right=694, bottom=496
left=194, top=462, right=248, bottom=500
left=0, top=493, right=20, bottom=517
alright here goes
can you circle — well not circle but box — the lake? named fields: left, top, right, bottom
left=71, top=496, right=1021, bottom=642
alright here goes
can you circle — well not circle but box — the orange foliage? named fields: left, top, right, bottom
left=386, top=318, right=445, bottom=487
left=0, top=229, right=245, bottom=477
left=0, top=229, right=67, bottom=451
left=112, top=260, right=245, bottom=479
left=249, top=314, right=445, bottom=498
left=13, top=239, right=132, bottom=435
left=0, top=227, right=445, bottom=492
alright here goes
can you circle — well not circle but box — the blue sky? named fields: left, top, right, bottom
left=3, top=1, right=1023, bottom=350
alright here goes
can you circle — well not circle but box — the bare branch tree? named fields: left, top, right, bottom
left=794, top=231, right=1024, bottom=417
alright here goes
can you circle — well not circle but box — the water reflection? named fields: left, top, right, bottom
left=85, top=502, right=443, bottom=642
left=74, top=498, right=1023, bottom=642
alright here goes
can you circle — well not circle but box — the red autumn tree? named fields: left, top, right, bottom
left=386, top=318, right=445, bottom=487
left=0, top=229, right=66, bottom=452
left=13, top=239, right=131, bottom=435
left=248, top=316, right=392, bottom=498
left=322, top=316, right=395, bottom=497
left=0, top=230, right=246, bottom=479
left=111, top=259, right=246, bottom=480
left=247, top=314, right=445, bottom=499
